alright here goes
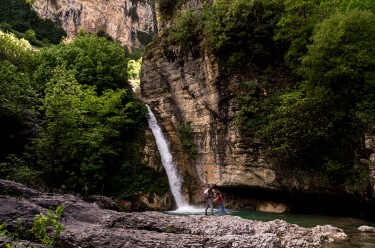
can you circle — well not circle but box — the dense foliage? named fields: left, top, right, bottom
left=0, top=29, right=168, bottom=198
left=0, top=0, right=66, bottom=46
left=0, top=31, right=39, bottom=170
left=259, top=6, right=375, bottom=188
left=157, top=0, right=186, bottom=20
left=34, top=32, right=130, bottom=94
left=177, top=123, right=197, bottom=158
left=203, top=0, right=285, bottom=68
left=161, top=0, right=375, bottom=190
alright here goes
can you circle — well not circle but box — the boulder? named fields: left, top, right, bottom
left=0, top=179, right=347, bottom=247
left=358, top=225, right=375, bottom=232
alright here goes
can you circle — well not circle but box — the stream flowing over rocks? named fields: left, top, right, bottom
left=0, top=179, right=348, bottom=247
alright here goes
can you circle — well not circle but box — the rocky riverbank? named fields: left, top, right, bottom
left=0, top=179, right=347, bottom=247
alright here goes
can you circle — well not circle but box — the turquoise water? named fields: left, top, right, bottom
left=230, top=210, right=375, bottom=248
left=167, top=207, right=375, bottom=247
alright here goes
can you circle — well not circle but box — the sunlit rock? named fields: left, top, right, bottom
left=358, top=225, right=375, bottom=232
left=32, top=0, right=156, bottom=49
left=0, top=179, right=347, bottom=248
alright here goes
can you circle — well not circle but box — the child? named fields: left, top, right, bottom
left=213, top=192, right=229, bottom=215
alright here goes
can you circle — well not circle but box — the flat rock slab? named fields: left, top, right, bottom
left=358, top=225, right=375, bottom=232
left=0, top=179, right=347, bottom=247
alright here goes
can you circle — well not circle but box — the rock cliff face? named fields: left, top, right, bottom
left=141, top=44, right=375, bottom=216
left=139, top=0, right=290, bottom=206
left=140, top=0, right=375, bottom=218
left=32, top=0, right=156, bottom=49
left=141, top=46, right=277, bottom=201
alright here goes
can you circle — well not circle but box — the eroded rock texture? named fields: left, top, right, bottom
left=0, top=179, right=347, bottom=248
left=141, top=43, right=282, bottom=203
left=32, top=0, right=156, bottom=48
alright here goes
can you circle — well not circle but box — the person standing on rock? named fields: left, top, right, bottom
left=204, top=184, right=215, bottom=215
left=213, top=192, right=229, bottom=215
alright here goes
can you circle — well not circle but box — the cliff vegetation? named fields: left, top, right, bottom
left=150, top=0, right=375, bottom=194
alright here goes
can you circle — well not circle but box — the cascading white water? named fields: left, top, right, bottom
left=146, top=105, right=188, bottom=208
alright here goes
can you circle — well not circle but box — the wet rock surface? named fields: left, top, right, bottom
left=358, top=225, right=375, bottom=232
left=0, top=179, right=347, bottom=247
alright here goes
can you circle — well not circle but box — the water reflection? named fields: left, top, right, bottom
left=166, top=207, right=375, bottom=247
left=231, top=210, right=375, bottom=248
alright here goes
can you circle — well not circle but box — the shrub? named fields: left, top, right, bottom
left=177, top=123, right=197, bottom=158
left=157, top=0, right=178, bottom=19
left=32, top=205, right=65, bottom=247
left=203, top=0, right=284, bottom=68
left=170, top=8, right=204, bottom=49
left=137, top=30, right=154, bottom=46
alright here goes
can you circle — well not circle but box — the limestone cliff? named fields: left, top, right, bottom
left=141, top=45, right=275, bottom=194
left=32, top=0, right=157, bottom=49
left=140, top=0, right=375, bottom=218
left=140, top=0, right=287, bottom=206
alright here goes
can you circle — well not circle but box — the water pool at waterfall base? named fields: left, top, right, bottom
left=148, top=105, right=375, bottom=247
left=165, top=206, right=375, bottom=247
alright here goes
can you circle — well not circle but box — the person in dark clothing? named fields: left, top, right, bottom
left=204, top=184, right=215, bottom=215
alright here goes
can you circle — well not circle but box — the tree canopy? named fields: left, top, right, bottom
left=34, top=32, right=130, bottom=94
left=0, top=28, right=168, bottom=197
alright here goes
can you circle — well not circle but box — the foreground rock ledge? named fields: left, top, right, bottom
left=0, top=179, right=347, bottom=247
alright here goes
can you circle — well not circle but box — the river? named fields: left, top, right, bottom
left=167, top=207, right=375, bottom=247
left=147, top=105, right=375, bottom=247
left=229, top=210, right=375, bottom=247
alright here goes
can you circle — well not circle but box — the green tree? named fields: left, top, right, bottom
left=0, top=30, right=37, bottom=72
left=24, top=29, right=36, bottom=43
left=301, top=10, right=375, bottom=90
left=0, top=31, right=39, bottom=167
left=301, top=10, right=375, bottom=179
left=203, top=0, right=284, bottom=68
left=29, top=65, right=148, bottom=193
left=346, top=0, right=375, bottom=13
left=170, top=8, right=204, bottom=49
left=127, top=58, right=142, bottom=80
left=275, top=0, right=375, bottom=72
left=274, top=0, right=322, bottom=70
left=260, top=10, right=375, bottom=186
left=34, top=32, right=129, bottom=94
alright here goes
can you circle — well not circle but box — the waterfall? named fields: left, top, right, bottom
left=146, top=105, right=187, bottom=208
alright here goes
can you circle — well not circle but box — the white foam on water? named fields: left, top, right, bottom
left=167, top=205, right=206, bottom=215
